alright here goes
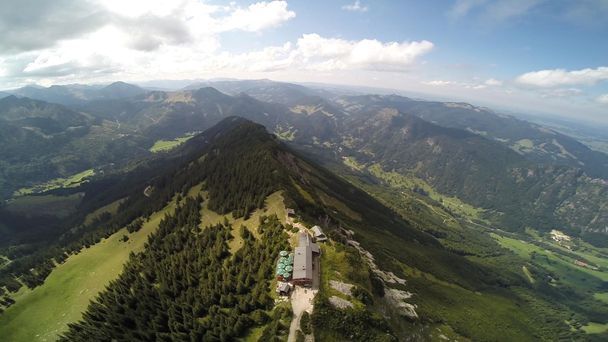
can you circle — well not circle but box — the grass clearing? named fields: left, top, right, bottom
left=13, top=169, right=95, bottom=197
left=83, top=197, right=126, bottom=225
left=365, top=163, right=484, bottom=220
left=149, top=133, right=196, bottom=153
left=582, top=322, right=608, bottom=334
left=291, top=179, right=314, bottom=204
left=274, top=125, right=297, bottom=141
left=492, top=233, right=608, bottom=286
left=593, top=292, right=608, bottom=304
left=0, top=199, right=178, bottom=342
left=317, top=192, right=361, bottom=221
left=199, top=190, right=287, bottom=254
left=342, top=156, right=366, bottom=171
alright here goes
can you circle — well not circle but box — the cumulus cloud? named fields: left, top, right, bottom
left=423, top=79, right=492, bottom=90
left=0, top=0, right=295, bottom=55
left=484, top=78, right=503, bottom=86
left=539, top=88, right=583, bottom=98
left=218, top=1, right=296, bottom=32
left=423, top=80, right=456, bottom=86
left=516, top=66, right=608, bottom=87
left=0, top=0, right=108, bottom=53
left=196, top=34, right=433, bottom=73
left=597, top=94, right=608, bottom=104
left=0, top=0, right=432, bottom=89
left=342, top=1, right=368, bottom=12
left=0, top=0, right=300, bottom=85
left=294, top=34, right=433, bottom=71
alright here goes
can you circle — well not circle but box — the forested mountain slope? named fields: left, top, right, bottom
left=0, top=95, right=150, bottom=200
left=2, top=82, right=606, bottom=237
left=1, top=118, right=606, bottom=341
left=304, top=107, right=608, bottom=235
left=334, top=93, right=608, bottom=179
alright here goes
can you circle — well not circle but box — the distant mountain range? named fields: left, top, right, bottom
left=7, top=81, right=146, bottom=106
left=0, top=79, right=606, bottom=240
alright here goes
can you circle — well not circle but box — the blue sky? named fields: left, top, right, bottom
left=0, top=0, right=607, bottom=122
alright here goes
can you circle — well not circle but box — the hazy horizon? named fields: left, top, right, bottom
left=1, top=1, right=607, bottom=123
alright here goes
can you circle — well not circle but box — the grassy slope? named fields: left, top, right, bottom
left=493, top=234, right=608, bottom=283
left=594, top=292, right=608, bottom=304
left=583, top=322, right=608, bottom=334
left=83, top=197, right=125, bottom=225
left=199, top=189, right=287, bottom=254
left=13, top=169, right=95, bottom=196
left=492, top=233, right=608, bottom=336
left=329, top=157, right=608, bottom=340
left=0, top=200, right=178, bottom=342
left=0, top=175, right=289, bottom=342
left=149, top=134, right=195, bottom=153
left=363, top=162, right=484, bottom=220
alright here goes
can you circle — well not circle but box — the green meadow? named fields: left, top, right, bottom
left=582, top=322, right=608, bottom=334
left=149, top=133, right=196, bottom=153
left=492, top=233, right=608, bottom=284
left=13, top=169, right=95, bottom=197
left=0, top=200, right=178, bottom=342
left=364, top=162, right=485, bottom=220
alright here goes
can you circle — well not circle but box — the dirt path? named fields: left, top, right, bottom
left=288, top=285, right=317, bottom=342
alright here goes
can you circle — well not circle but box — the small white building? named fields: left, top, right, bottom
left=276, top=282, right=292, bottom=296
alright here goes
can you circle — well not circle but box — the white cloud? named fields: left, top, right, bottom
left=0, top=0, right=300, bottom=84
left=342, top=1, right=368, bottom=12
left=597, top=94, right=608, bottom=104
left=516, top=66, right=608, bottom=87
left=484, top=78, right=502, bottom=86
left=2, top=31, right=433, bottom=88
left=194, top=34, right=433, bottom=73
left=539, top=88, right=583, bottom=98
left=422, top=78, right=494, bottom=90
left=294, top=34, right=433, bottom=71
left=423, top=80, right=455, bottom=86
left=219, top=1, right=296, bottom=32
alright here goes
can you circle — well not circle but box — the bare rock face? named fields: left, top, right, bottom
left=330, top=280, right=354, bottom=296
left=329, top=296, right=354, bottom=309
left=385, top=288, right=418, bottom=319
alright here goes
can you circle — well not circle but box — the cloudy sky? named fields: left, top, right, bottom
left=1, top=0, right=607, bottom=123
